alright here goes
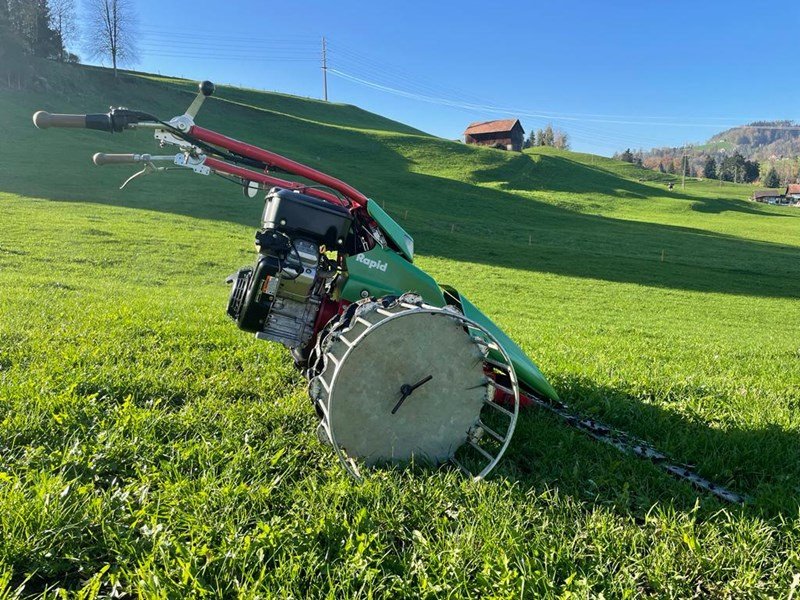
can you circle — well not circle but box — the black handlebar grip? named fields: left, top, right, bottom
left=85, top=113, right=114, bottom=132
left=92, top=153, right=139, bottom=166
left=32, top=111, right=86, bottom=129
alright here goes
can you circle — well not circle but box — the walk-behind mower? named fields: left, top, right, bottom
left=32, top=82, right=744, bottom=501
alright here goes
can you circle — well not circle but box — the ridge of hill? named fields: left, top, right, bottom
left=1, top=60, right=800, bottom=596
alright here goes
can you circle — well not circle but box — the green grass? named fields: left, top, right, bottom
left=1, top=60, right=799, bottom=597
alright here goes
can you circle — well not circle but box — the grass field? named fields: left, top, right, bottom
left=1, top=61, right=799, bottom=597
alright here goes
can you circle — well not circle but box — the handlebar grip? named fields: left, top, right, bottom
left=33, top=111, right=116, bottom=131
left=32, top=111, right=87, bottom=129
left=92, top=153, right=140, bottom=166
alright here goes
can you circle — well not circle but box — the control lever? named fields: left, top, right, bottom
left=184, top=80, right=215, bottom=119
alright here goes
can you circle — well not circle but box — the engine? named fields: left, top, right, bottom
left=226, top=187, right=352, bottom=349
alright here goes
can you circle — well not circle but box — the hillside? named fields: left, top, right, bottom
left=635, top=121, right=800, bottom=183
left=1, top=61, right=799, bottom=596
left=707, top=121, right=800, bottom=160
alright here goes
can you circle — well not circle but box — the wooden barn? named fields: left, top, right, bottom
left=752, top=189, right=787, bottom=205
left=464, top=119, right=525, bottom=152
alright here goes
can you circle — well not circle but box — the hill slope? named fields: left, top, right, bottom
left=1, top=61, right=799, bottom=596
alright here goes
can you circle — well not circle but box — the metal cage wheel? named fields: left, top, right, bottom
left=308, top=294, right=520, bottom=481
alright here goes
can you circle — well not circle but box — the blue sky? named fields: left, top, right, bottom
left=79, top=0, right=800, bottom=156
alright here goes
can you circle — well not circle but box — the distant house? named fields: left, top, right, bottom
left=786, top=184, right=800, bottom=203
left=752, top=189, right=787, bottom=205
left=464, top=119, right=525, bottom=152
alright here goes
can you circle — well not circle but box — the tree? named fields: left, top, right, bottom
left=703, top=156, right=717, bottom=179
left=50, top=0, right=78, bottom=62
left=763, top=166, right=780, bottom=188
left=619, top=148, right=634, bottom=163
left=84, top=0, right=137, bottom=77
left=681, top=154, right=691, bottom=178
left=658, top=162, right=666, bottom=173
left=524, top=129, right=535, bottom=149
left=539, top=124, right=555, bottom=147
left=5, top=0, right=59, bottom=58
left=532, top=125, right=569, bottom=149
left=6, top=0, right=37, bottom=53
left=0, top=2, right=28, bottom=87
left=1, top=0, right=56, bottom=87
left=743, top=159, right=759, bottom=184
left=31, top=0, right=61, bottom=59
left=720, top=152, right=750, bottom=182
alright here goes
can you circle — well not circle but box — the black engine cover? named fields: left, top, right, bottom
left=262, top=187, right=352, bottom=247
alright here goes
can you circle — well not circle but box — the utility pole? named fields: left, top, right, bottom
left=681, top=144, right=687, bottom=190
left=321, top=36, right=328, bottom=102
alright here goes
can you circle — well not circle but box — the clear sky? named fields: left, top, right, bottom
left=78, top=0, right=800, bottom=156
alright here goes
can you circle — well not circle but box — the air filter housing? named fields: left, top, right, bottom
left=262, top=187, right=352, bottom=247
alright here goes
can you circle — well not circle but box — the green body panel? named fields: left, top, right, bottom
left=443, top=286, right=560, bottom=401
left=341, top=246, right=445, bottom=306
left=367, top=200, right=415, bottom=262
left=340, top=200, right=558, bottom=401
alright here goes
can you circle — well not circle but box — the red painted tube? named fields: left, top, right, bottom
left=203, top=157, right=346, bottom=206
left=190, top=125, right=369, bottom=207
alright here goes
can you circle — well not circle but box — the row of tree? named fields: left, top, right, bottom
left=524, top=125, right=570, bottom=150
left=630, top=120, right=800, bottom=186
left=615, top=146, right=765, bottom=184
left=700, top=154, right=760, bottom=183
left=1, top=0, right=137, bottom=86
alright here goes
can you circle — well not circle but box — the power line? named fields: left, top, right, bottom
left=138, top=41, right=320, bottom=52
left=327, top=41, right=493, bottom=107
left=325, top=69, right=680, bottom=148
left=327, top=46, right=737, bottom=124
left=139, top=51, right=317, bottom=62
left=138, top=26, right=319, bottom=42
left=321, top=36, right=328, bottom=101
left=323, top=42, right=800, bottom=137
left=330, top=69, right=800, bottom=130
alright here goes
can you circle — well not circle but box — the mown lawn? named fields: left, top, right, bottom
left=0, top=62, right=799, bottom=597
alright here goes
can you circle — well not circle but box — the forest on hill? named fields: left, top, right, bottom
left=616, top=121, right=800, bottom=187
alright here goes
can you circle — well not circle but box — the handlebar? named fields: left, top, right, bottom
left=31, top=79, right=368, bottom=207
left=32, top=109, right=149, bottom=132
left=93, top=153, right=142, bottom=166
left=32, top=111, right=87, bottom=129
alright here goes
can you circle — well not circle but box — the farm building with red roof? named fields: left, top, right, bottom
left=464, top=119, right=525, bottom=152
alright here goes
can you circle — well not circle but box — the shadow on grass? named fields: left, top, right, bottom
left=368, top=169, right=800, bottom=299
left=499, top=374, right=800, bottom=518
left=471, top=152, right=789, bottom=218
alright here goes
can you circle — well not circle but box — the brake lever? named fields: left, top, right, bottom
left=110, top=153, right=209, bottom=190
left=119, top=160, right=167, bottom=190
